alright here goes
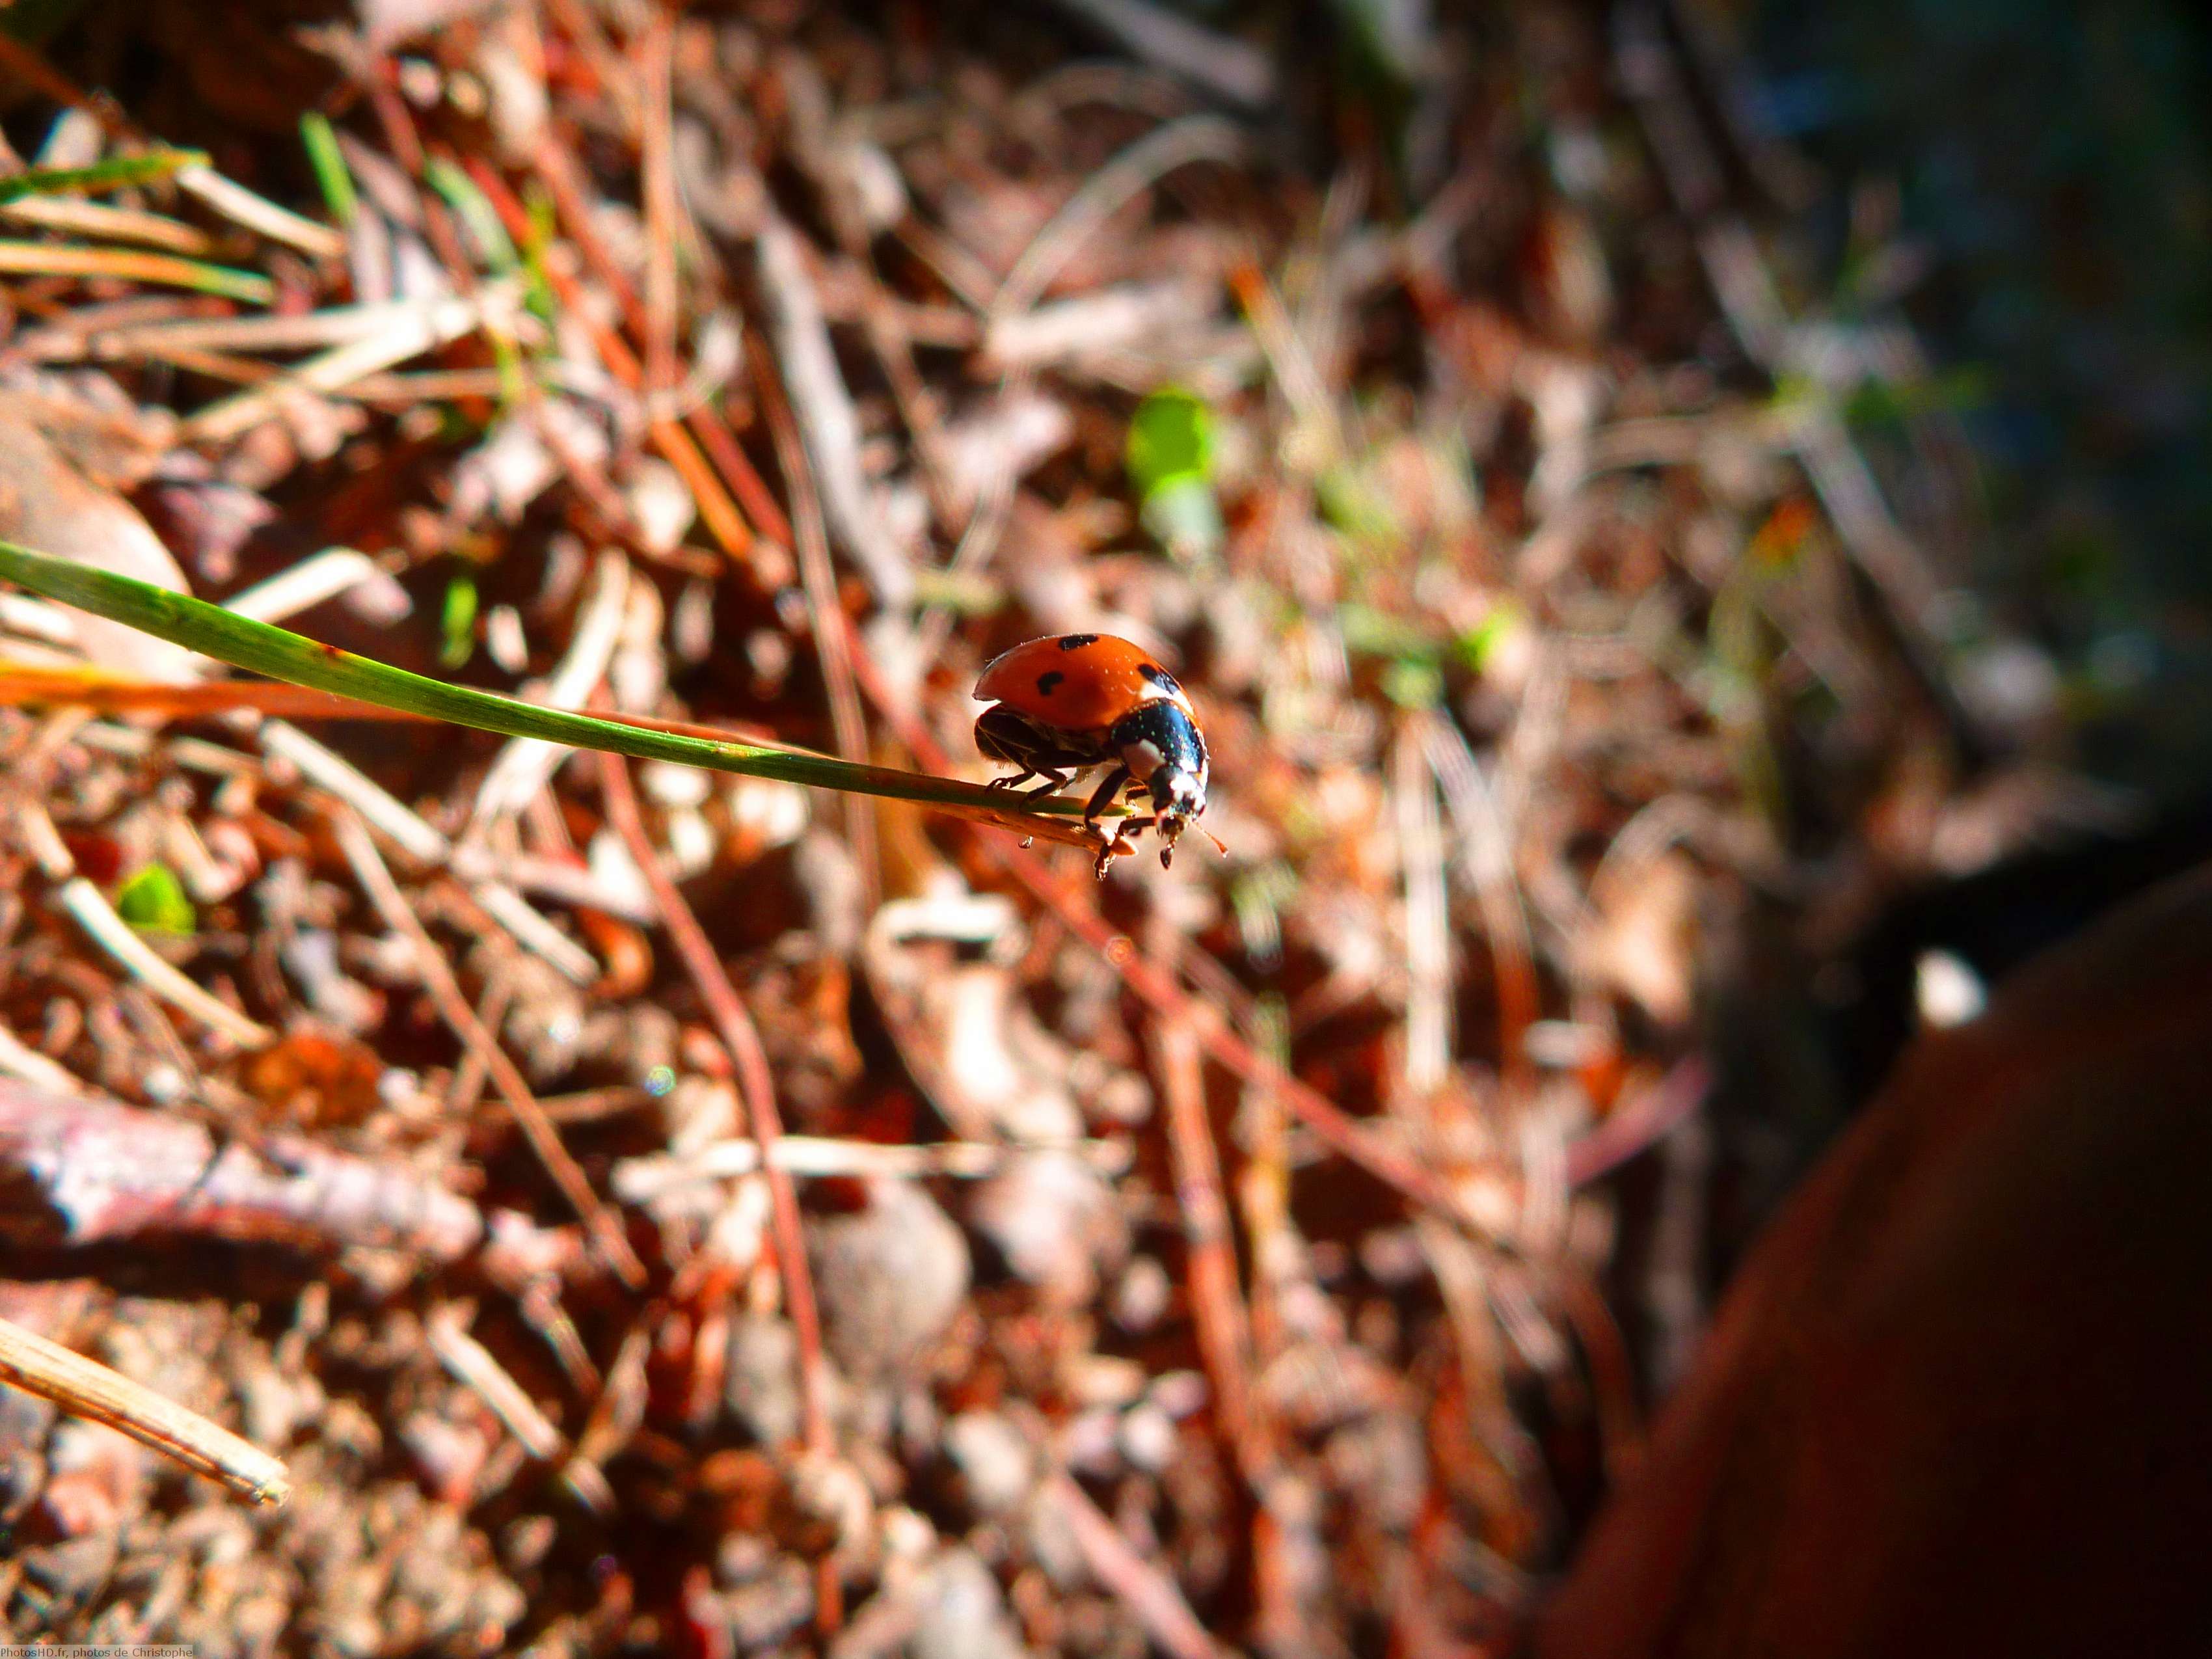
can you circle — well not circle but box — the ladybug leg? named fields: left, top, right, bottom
left=1133, top=778, right=1167, bottom=830
left=1124, top=777, right=1176, bottom=867
left=1083, top=764, right=1138, bottom=878
left=987, top=768, right=1038, bottom=791
left=1092, top=832, right=1130, bottom=880
left=1020, top=768, right=1073, bottom=798
left=1081, top=764, right=1131, bottom=830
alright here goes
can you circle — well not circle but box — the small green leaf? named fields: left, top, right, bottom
left=525, top=182, right=560, bottom=250
left=1381, top=656, right=1443, bottom=708
left=440, top=572, right=478, bottom=668
left=1127, top=390, right=1222, bottom=561
left=1139, top=474, right=1224, bottom=563
left=517, top=181, right=562, bottom=326
left=116, top=864, right=196, bottom=935
left=1127, top=388, right=1215, bottom=497
left=1453, top=601, right=1525, bottom=673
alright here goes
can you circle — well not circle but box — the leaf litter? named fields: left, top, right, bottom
left=0, top=3, right=2096, bottom=1654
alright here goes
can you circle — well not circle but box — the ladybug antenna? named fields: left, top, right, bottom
left=1203, top=827, right=1228, bottom=856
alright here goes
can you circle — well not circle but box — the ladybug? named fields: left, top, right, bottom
left=973, top=632, right=1209, bottom=874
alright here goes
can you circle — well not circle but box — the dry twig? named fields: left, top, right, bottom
left=0, top=1078, right=487, bottom=1258
left=330, top=807, right=647, bottom=1286
left=0, top=1315, right=290, bottom=1506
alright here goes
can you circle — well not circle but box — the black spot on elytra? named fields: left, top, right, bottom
left=1139, top=662, right=1179, bottom=694
left=1036, top=670, right=1066, bottom=696
left=1057, top=633, right=1100, bottom=651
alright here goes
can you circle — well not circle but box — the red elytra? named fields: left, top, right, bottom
left=973, top=632, right=1193, bottom=734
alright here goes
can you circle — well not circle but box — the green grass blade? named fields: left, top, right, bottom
left=0, top=540, right=1104, bottom=827
left=0, top=148, right=209, bottom=204
left=425, top=156, right=519, bottom=273
left=0, top=241, right=274, bottom=304
left=298, top=114, right=357, bottom=228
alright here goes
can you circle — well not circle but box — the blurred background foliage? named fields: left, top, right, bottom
left=1736, top=0, right=2212, bottom=798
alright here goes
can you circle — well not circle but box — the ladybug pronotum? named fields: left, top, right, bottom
left=973, top=632, right=1209, bottom=876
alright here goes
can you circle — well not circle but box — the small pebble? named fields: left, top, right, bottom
left=910, top=1547, right=1029, bottom=1659
left=1113, top=1258, right=1172, bottom=1332
left=1059, top=1408, right=1120, bottom=1476
left=943, top=1410, right=1036, bottom=1516
left=971, top=1150, right=1126, bottom=1306
left=1066, top=1354, right=1147, bottom=1410
left=500, top=1514, right=557, bottom=1574
left=723, top=1315, right=802, bottom=1449
left=1148, top=1370, right=1209, bottom=1419
left=809, top=1181, right=971, bottom=1380
left=1118, top=1401, right=1178, bottom=1473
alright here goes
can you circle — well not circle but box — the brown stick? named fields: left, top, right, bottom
left=596, top=750, right=839, bottom=1631
left=595, top=751, right=829, bottom=1448
left=0, top=1315, right=290, bottom=1505
left=1043, top=1474, right=1232, bottom=1659
left=459, top=150, right=759, bottom=565
left=1561, top=1055, right=1710, bottom=1188
left=330, top=809, right=647, bottom=1288
left=1148, top=1018, right=1263, bottom=1478
left=749, top=336, right=882, bottom=908
left=0, top=1077, right=484, bottom=1258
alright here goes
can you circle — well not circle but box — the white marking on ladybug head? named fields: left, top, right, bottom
left=1122, top=737, right=1168, bottom=777
left=1149, top=765, right=1206, bottom=851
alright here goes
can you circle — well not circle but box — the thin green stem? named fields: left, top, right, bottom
left=0, top=540, right=1107, bottom=831
left=0, top=148, right=208, bottom=204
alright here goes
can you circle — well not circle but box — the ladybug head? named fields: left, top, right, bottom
left=1150, top=762, right=1206, bottom=861
left=1111, top=701, right=1209, bottom=865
